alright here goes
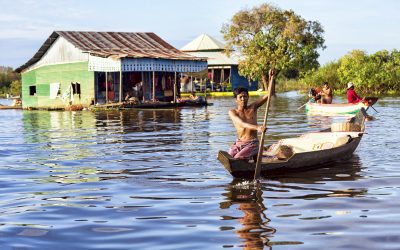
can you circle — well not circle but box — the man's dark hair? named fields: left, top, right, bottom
left=233, top=87, right=249, bottom=98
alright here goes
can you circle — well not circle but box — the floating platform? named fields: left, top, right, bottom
left=0, top=105, right=22, bottom=110
left=93, top=100, right=211, bottom=110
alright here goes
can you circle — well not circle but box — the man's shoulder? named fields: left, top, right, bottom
left=247, top=103, right=258, bottom=110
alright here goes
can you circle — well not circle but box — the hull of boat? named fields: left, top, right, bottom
left=217, top=135, right=362, bottom=178
left=306, top=102, right=365, bottom=115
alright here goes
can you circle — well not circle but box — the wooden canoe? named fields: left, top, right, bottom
left=218, top=108, right=367, bottom=179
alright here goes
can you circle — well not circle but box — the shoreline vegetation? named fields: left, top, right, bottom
left=0, top=66, right=21, bottom=97
left=289, top=49, right=400, bottom=96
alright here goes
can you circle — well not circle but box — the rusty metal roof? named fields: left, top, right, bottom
left=16, top=31, right=205, bottom=73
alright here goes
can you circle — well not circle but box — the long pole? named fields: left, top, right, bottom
left=254, top=70, right=275, bottom=180
left=119, top=68, right=122, bottom=103
left=174, top=71, right=177, bottom=103
left=105, top=71, right=108, bottom=104
left=152, top=71, right=155, bottom=102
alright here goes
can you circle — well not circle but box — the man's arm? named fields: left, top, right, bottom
left=228, top=110, right=266, bottom=133
left=252, top=68, right=275, bottom=108
left=355, top=91, right=363, bottom=101
left=250, top=93, right=269, bottom=109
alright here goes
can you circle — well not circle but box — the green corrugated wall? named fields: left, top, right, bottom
left=21, top=62, right=94, bottom=109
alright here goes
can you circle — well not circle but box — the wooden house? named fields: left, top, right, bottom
left=180, top=34, right=258, bottom=92
left=16, top=31, right=207, bottom=109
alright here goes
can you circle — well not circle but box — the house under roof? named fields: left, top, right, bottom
left=181, top=34, right=238, bottom=66
left=180, top=34, right=257, bottom=91
left=17, top=31, right=205, bottom=73
left=17, top=31, right=207, bottom=109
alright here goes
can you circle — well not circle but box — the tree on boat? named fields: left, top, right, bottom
left=221, top=3, right=326, bottom=95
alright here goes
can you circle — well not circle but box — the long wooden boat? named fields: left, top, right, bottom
left=217, top=108, right=367, bottom=178
left=305, top=97, right=378, bottom=115
left=306, top=102, right=366, bottom=115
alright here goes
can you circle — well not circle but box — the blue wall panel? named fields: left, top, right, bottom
left=231, top=66, right=258, bottom=91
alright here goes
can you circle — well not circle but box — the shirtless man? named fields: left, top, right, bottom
left=228, top=87, right=268, bottom=161
left=320, top=82, right=333, bottom=104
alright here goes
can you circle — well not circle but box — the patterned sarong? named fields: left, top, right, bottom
left=228, top=139, right=259, bottom=160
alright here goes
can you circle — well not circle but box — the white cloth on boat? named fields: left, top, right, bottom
left=269, top=132, right=356, bottom=154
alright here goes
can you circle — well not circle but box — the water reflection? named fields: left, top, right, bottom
left=94, top=109, right=182, bottom=133
left=306, top=115, right=333, bottom=130
left=221, top=181, right=274, bottom=249
left=19, top=109, right=208, bottom=185
left=1, top=94, right=399, bottom=249
left=220, top=155, right=367, bottom=249
left=268, top=155, right=364, bottom=184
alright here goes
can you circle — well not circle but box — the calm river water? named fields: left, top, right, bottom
left=0, top=92, right=399, bottom=250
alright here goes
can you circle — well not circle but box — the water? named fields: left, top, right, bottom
left=0, top=92, right=399, bottom=250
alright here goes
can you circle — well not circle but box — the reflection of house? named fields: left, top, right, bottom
left=16, top=31, right=207, bottom=109
left=181, top=34, right=257, bottom=91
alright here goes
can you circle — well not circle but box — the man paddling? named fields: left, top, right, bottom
left=228, top=87, right=268, bottom=161
left=347, top=82, right=363, bottom=104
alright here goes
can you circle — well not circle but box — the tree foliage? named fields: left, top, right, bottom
left=301, top=49, right=400, bottom=94
left=0, top=66, right=21, bottom=96
left=221, top=3, right=325, bottom=94
left=9, top=80, right=22, bottom=96
left=338, top=49, right=400, bottom=93
left=300, top=61, right=340, bottom=89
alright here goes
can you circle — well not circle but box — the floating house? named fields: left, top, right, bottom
left=16, top=31, right=207, bottom=109
left=180, top=34, right=258, bottom=92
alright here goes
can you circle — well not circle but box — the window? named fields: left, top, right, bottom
left=29, top=85, right=36, bottom=96
left=71, top=82, right=81, bottom=95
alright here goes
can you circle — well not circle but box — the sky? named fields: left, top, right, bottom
left=1, top=0, right=399, bottom=69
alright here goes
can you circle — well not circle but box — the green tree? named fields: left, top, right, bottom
left=0, top=66, right=21, bottom=96
left=221, top=3, right=325, bottom=94
left=300, top=61, right=340, bottom=91
left=302, top=49, right=400, bottom=95
left=338, top=50, right=392, bottom=93
left=386, top=50, right=400, bottom=92
left=10, top=80, right=21, bottom=96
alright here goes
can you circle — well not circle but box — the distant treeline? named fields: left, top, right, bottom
left=0, top=66, right=21, bottom=97
left=293, top=49, right=400, bottom=95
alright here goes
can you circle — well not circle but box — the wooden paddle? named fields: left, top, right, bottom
left=364, top=97, right=379, bottom=113
left=297, top=102, right=308, bottom=110
left=254, top=69, right=275, bottom=180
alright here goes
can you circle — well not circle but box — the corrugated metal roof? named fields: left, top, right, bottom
left=187, top=51, right=238, bottom=66
left=181, top=34, right=225, bottom=52
left=16, top=31, right=205, bottom=73
left=181, top=34, right=239, bottom=65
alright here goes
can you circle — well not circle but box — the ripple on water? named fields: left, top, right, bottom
left=0, top=95, right=399, bottom=249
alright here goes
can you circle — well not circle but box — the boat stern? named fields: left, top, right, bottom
left=217, top=151, right=234, bottom=173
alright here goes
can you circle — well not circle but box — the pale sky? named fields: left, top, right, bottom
left=1, top=0, right=399, bottom=69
